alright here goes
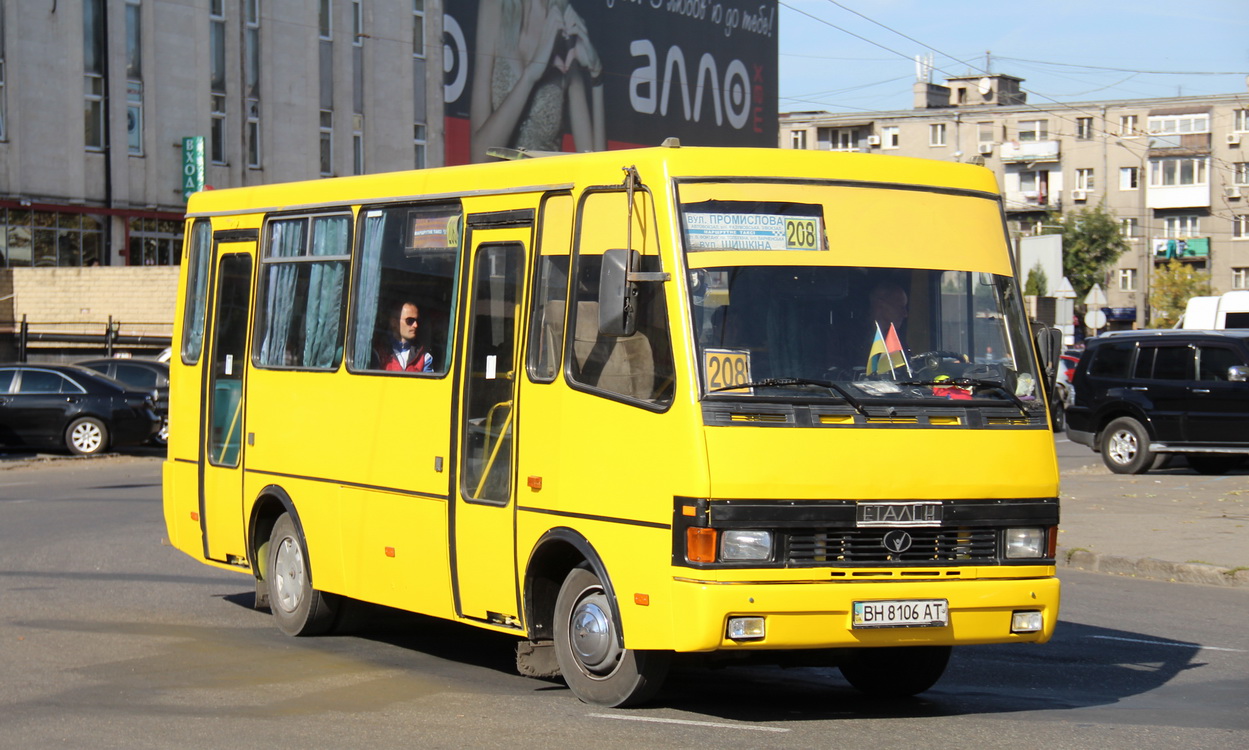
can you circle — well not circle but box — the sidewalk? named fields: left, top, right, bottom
left=1056, top=452, right=1249, bottom=587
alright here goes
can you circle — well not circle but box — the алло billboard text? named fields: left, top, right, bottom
left=443, top=0, right=778, bottom=164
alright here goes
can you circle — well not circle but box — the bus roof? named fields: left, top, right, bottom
left=184, top=145, right=1001, bottom=219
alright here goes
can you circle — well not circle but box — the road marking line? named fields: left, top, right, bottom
left=587, top=713, right=790, bottom=733
left=1089, top=634, right=1245, bottom=653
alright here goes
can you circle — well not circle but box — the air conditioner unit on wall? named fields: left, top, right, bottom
left=866, top=135, right=881, bottom=147
left=1228, top=133, right=1242, bottom=146
left=978, top=142, right=993, bottom=155
left=1226, top=186, right=1244, bottom=199
left=1071, top=189, right=1089, bottom=201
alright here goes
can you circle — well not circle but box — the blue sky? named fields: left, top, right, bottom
left=778, top=0, right=1249, bottom=113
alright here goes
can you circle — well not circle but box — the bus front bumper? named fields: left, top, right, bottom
left=661, top=573, right=1060, bottom=653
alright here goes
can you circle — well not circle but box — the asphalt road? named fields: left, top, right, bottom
left=1, top=455, right=1247, bottom=748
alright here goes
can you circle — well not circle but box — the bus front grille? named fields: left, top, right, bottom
left=784, top=527, right=998, bottom=565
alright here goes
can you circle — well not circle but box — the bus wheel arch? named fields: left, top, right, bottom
left=522, top=529, right=614, bottom=644
left=248, top=485, right=299, bottom=600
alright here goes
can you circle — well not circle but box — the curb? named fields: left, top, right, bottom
left=1058, top=546, right=1249, bottom=588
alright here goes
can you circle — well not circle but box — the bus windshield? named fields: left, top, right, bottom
left=679, top=185, right=1042, bottom=413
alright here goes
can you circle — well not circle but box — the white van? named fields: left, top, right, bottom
left=1180, top=291, right=1249, bottom=329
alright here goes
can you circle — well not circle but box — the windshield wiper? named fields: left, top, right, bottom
left=709, top=377, right=868, bottom=415
left=899, top=377, right=1030, bottom=414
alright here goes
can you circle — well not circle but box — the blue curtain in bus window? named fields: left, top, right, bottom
left=351, top=212, right=386, bottom=369
left=303, top=216, right=349, bottom=368
left=258, top=219, right=305, bottom=366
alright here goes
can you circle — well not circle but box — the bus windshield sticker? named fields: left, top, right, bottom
left=704, top=348, right=752, bottom=393
left=685, top=213, right=823, bottom=252
left=406, top=209, right=462, bottom=255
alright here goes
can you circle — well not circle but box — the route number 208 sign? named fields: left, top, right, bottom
left=704, top=349, right=752, bottom=393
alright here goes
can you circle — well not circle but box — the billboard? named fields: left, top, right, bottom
left=443, top=0, right=778, bottom=165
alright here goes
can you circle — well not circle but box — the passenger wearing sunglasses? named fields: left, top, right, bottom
left=373, top=300, right=434, bottom=372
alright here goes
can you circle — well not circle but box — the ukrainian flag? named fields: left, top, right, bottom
left=867, top=322, right=910, bottom=377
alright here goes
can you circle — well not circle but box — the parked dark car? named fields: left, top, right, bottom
left=1065, top=330, right=1249, bottom=474
left=0, top=364, right=160, bottom=456
left=77, top=358, right=169, bottom=446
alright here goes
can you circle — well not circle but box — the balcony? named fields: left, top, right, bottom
left=1000, top=140, right=1060, bottom=163
left=1148, top=132, right=1211, bottom=155
left=1153, top=237, right=1209, bottom=262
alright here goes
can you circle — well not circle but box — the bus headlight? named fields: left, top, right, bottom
left=720, top=530, right=772, bottom=562
left=1005, top=528, right=1045, bottom=559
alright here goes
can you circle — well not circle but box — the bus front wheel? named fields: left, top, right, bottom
left=553, top=566, right=670, bottom=707
left=267, top=513, right=339, bottom=636
left=839, top=645, right=951, bottom=697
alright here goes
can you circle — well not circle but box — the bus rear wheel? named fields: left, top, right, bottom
left=553, top=566, right=670, bottom=707
left=267, top=513, right=339, bottom=636
left=839, top=645, right=951, bottom=698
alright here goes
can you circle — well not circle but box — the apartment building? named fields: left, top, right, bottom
left=780, top=74, right=1249, bottom=327
left=0, top=0, right=441, bottom=270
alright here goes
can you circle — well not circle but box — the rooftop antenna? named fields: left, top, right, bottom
left=914, top=53, right=933, bottom=83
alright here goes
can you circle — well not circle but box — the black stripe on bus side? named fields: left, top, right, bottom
left=243, top=467, right=451, bottom=502
left=465, top=208, right=537, bottom=228
left=670, top=175, right=1001, bottom=202
left=517, top=505, right=671, bottom=530
left=212, top=228, right=260, bottom=242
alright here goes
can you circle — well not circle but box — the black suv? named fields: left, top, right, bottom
left=1065, top=329, right=1249, bottom=474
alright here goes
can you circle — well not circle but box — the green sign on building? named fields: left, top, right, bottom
left=181, top=136, right=205, bottom=202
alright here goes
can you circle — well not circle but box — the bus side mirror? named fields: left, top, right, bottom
left=599, top=248, right=639, bottom=337
left=1033, top=325, right=1062, bottom=391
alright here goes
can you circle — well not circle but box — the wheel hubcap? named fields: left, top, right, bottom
left=569, top=590, right=622, bottom=677
left=72, top=423, right=102, bottom=453
left=273, top=536, right=304, bottom=613
left=1109, top=430, right=1137, bottom=465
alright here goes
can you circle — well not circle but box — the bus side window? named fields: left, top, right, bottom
left=568, top=191, right=675, bottom=405
left=528, top=193, right=573, bottom=382
left=254, top=214, right=351, bottom=370
left=181, top=219, right=213, bottom=364
left=349, top=204, right=461, bottom=375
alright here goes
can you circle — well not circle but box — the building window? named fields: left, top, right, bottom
left=320, top=110, right=333, bottom=176
left=1234, top=162, right=1248, bottom=186
left=413, top=0, right=425, bottom=58
left=1076, top=117, right=1093, bottom=140
left=352, top=0, right=363, bottom=46
left=319, top=0, right=332, bottom=39
left=789, top=129, right=807, bottom=149
left=1234, top=267, right=1249, bottom=288
left=1163, top=215, right=1201, bottom=238
left=977, top=122, right=993, bottom=144
left=0, top=4, right=6, bottom=141
left=1121, top=218, right=1139, bottom=239
left=1150, top=157, right=1209, bottom=187
left=1234, top=216, right=1249, bottom=240
left=414, top=122, right=427, bottom=169
left=1018, top=119, right=1048, bottom=142
left=246, top=99, right=261, bottom=168
left=1119, top=114, right=1138, bottom=137
left=124, top=1, right=143, bottom=156
left=929, top=123, right=946, bottom=147
left=245, top=0, right=260, bottom=97
left=882, top=126, right=899, bottom=149
left=1119, top=166, right=1139, bottom=190
left=211, top=95, right=227, bottom=164
left=1148, top=113, right=1209, bottom=135
left=84, top=0, right=105, bottom=150
left=1076, top=168, right=1095, bottom=191
left=1117, top=268, right=1136, bottom=292
left=1236, top=110, right=1249, bottom=133
left=818, top=127, right=860, bottom=151
left=0, top=209, right=105, bottom=267
left=128, top=218, right=184, bottom=266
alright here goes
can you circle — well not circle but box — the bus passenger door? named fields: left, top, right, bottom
left=453, top=220, right=530, bottom=624
left=200, top=245, right=255, bottom=565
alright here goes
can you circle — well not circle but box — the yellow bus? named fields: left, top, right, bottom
left=163, top=143, right=1062, bottom=707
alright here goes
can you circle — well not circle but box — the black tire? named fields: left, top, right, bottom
left=65, top=417, right=109, bottom=456
left=1050, top=400, right=1065, bottom=433
left=1186, top=454, right=1248, bottom=475
left=553, top=566, right=671, bottom=707
left=1099, top=417, right=1153, bottom=474
left=266, top=513, right=339, bottom=636
left=839, top=645, right=951, bottom=698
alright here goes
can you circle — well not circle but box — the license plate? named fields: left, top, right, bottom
left=852, top=599, right=948, bottom=629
